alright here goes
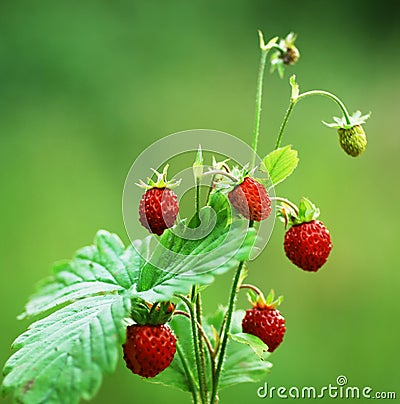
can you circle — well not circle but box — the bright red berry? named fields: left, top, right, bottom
left=242, top=306, right=286, bottom=352
left=228, top=177, right=271, bottom=221
left=139, top=187, right=179, bottom=236
left=284, top=220, right=332, bottom=272
left=123, top=324, right=176, bottom=378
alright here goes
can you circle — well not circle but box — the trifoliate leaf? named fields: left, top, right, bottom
left=261, top=145, right=299, bottom=187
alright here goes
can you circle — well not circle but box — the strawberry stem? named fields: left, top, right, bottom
left=203, top=169, right=238, bottom=183
left=211, top=260, right=246, bottom=404
left=178, top=294, right=209, bottom=404
left=251, top=32, right=270, bottom=168
left=239, top=283, right=264, bottom=297
left=176, top=343, right=200, bottom=404
left=275, top=83, right=352, bottom=149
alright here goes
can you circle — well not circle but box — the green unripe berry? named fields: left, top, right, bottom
left=338, top=125, right=367, bottom=157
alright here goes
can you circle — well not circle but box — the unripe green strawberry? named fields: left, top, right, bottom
left=123, top=324, right=176, bottom=378
left=323, top=111, right=370, bottom=157
left=338, top=125, right=367, bottom=157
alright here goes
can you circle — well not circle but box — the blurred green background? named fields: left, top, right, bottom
left=1, top=0, right=399, bottom=403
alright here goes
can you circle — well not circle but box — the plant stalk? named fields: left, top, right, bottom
left=275, top=89, right=352, bottom=149
left=251, top=47, right=269, bottom=168
left=210, top=261, right=245, bottom=404
left=178, top=294, right=208, bottom=404
left=176, top=342, right=200, bottom=404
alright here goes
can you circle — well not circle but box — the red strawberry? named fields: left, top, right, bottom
left=123, top=324, right=176, bottom=378
left=139, top=187, right=179, bottom=235
left=137, top=165, right=180, bottom=236
left=242, top=290, right=286, bottom=352
left=284, top=220, right=332, bottom=272
left=228, top=177, right=271, bottom=221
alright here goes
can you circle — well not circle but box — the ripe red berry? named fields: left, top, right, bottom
left=284, top=220, right=332, bottom=272
left=242, top=307, right=286, bottom=352
left=228, top=177, right=271, bottom=221
left=123, top=324, right=177, bottom=378
left=139, top=187, right=179, bottom=236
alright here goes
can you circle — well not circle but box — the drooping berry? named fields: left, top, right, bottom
left=338, top=125, right=367, bottom=157
left=139, top=187, right=179, bottom=235
left=284, top=220, right=332, bottom=272
left=123, top=324, right=176, bottom=378
left=242, top=290, right=286, bottom=352
left=228, top=177, right=271, bottom=221
left=323, top=110, right=370, bottom=157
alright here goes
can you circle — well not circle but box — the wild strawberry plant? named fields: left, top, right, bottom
left=1, top=31, right=370, bottom=404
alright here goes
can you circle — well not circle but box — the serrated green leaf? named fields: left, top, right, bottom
left=261, top=145, right=299, bottom=187
left=2, top=294, right=130, bottom=404
left=20, top=231, right=144, bottom=319
left=229, top=333, right=269, bottom=360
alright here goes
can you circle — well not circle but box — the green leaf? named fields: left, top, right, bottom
left=2, top=294, right=130, bottom=403
left=20, top=231, right=143, bottom=319
left=131, top=194, right=256, bottom=302
left=2, top=231, right=140, bottom=403
left=229, top=333, right=269, bottom=360
left=261, top=145, right=299, bottom=187
left=206, top=308, right=272, bottom=389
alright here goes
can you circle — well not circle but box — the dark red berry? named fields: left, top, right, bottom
left=284, top=220, right=332, bottom=272
left=228, top=177, right=271, bottom=221
left=242, top=307, right=286, bottom=352
left=123, top=324, right=176, bottom=378
left=139, top=187, right=179, bottom=236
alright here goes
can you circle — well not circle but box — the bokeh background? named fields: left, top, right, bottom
left=1, top=0, right=399, bottom=403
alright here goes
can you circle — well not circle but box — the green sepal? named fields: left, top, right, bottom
left=247, top=288, right=283, bottom=310
left=277, top=197, right=320, bottom=226
left=136, top=164, right=181, bottom=190
left=323, top=110, right=370, bottom=130
left=130, top=297, right=175, bottom=325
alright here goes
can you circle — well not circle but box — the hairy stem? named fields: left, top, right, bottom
left=176, top=342, right=200, bottom=404
left=178, top=294, right=208, bottom=404
left=211, top=261, right=245, bottom=404
left=297, top=90, right=351, bottom=125
left=275, top=100, right=295, bottom=149
left=251, top=47, right=269, bottom=168
left=275, top=89, right=352, bottom=149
